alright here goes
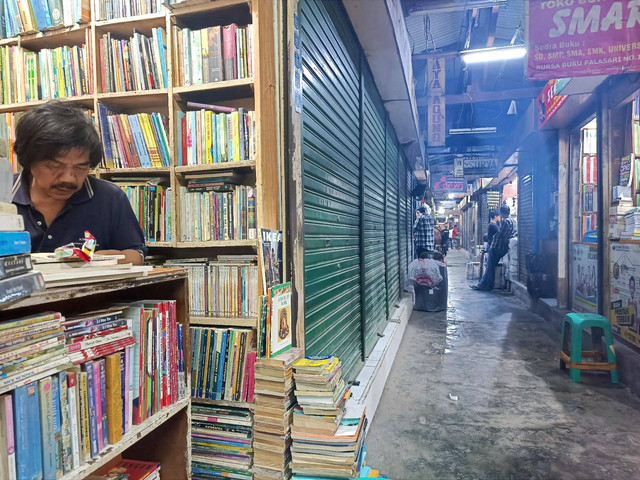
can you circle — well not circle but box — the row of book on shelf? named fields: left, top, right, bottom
left=99, top=28, right=168, bottom=93
left=95, top=0, right=163, bottom=21
left=0, top=40, right=92, bottom=104
left=173, top=23, right=253, bottom=87
left=0, top=0, right=90, bottom=39
left=0, top=303, right=186, bottom=479
left=116, top=179, right=172, bottom=243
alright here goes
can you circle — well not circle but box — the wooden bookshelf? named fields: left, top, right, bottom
left=192, top=397, right=254, bottom=410
left=175, top=160, right=256, bottom=173
left=173, top=77, right=254, bottom=95
left=0, top=269, right=191, bottom=478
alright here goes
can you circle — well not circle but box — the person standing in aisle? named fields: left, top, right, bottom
left=413, top=205, right=435, bottom=258
left=473, top=205, right=516, bottom=291
left=483, top=209, right=500, bottom=246
left=451, top=224, right=459, bottom=249
left=11, top=100, right=147, bottom=264
left=440, top=225, right=449, bottom=256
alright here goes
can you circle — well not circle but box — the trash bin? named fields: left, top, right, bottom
left=413, top=263, right=448, bottom=312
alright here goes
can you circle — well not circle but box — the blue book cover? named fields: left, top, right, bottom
left=5, top=0, right=20, bottom=37
left=39, top=377, right=56, bottom=480
left=189, top=328, right=197, bottom=398
left=29, top=0, right=47, bottom=30
left=47, top=0, right=62, bottom=26
left=149, top=113, right=169, bottom=167
left=206, top=330, right=216, bottom=399
left=51, top=375, right=63, bottom=476
left=189, top=111, right=197, bottom=165
left=216, top=330, right=228, bottom=400
left=97, top=104, right=114, bottom=168
left=83, top=362, right=99, bottom=458
left=98, top=359, right=108, bottom=448
left=196, top=328, right=207, bottom=398
left=0, top=0, right=6, bottom=39
left=155, top=28, right=168, bottom=88
left=127, top=115, right=152, bottom=168
left=14, top=382, right=43, bottom=480
left=0, top=231, right=30, bottom=256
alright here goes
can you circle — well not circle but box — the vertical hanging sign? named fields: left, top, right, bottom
left=427, top=58, right=445, bottom=147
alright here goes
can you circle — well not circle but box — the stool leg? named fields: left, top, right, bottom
left=569, top=325, right=583, bottom=382
left=591, top=327, right=604, bottom=358
left=560, top=321, right=569, bottom=369
left=603, top=328, right=619, bottom=384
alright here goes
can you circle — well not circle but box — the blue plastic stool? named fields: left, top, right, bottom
left=560, top=312, right=619, bottom=383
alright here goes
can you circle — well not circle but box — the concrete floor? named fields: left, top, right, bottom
left=367, top=250, right=640, bottom=480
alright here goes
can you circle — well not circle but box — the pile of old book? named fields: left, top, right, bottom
left=290, top=356, right=367, bottom=478
left=252, top=347, right=303, bottom=480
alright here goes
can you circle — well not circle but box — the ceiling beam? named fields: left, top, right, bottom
left=413, top=51, right=459, bottom=60
left=416, top=87, right=540, bottom=106
left=406, top=0, right=507, bottom=15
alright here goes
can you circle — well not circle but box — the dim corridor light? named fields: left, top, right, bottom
left=461, top=46, right=527, bottom=64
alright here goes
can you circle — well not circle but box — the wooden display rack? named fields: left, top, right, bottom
left=0, top=269, right=192, bottom=479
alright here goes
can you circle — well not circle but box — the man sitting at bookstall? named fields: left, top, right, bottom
left=11, top=100, right=146, bottom=265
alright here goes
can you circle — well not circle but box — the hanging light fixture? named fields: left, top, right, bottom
left=461, top=45, right=526, bottom=64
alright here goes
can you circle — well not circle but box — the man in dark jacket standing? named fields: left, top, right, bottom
left=473, top=205, right=516, bottom=291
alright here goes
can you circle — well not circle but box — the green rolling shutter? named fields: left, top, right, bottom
left=361, top=65, right=387, bottom=357
left=398, top=155, right=409, bottom=292
left=300, top=0, right=363, bottom=380
left=385, top=123, right=400, bottom=313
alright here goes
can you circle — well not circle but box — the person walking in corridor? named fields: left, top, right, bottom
left=413, top=205, right=435, bottom=258
left=473, top=205, right=516, bottom=291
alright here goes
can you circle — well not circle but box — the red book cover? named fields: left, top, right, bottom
left=246, top=352, right=256, bottom=403
left=169, top=300, right=177, bottom=404
left=98, top=459, right=160, bottom=480
left=68, top=326, right=129, bottom=343
left=70, top=336, right=136, bottom=364
left=222, top=24, right=237, bottom=80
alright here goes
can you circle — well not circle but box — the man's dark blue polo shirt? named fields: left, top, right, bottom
left=12, top=173, right=147, bottom=257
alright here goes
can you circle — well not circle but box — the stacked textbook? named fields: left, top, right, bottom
left=253, top=348, right=303, bottom=480
left=290, top=356, right=367, bottom=479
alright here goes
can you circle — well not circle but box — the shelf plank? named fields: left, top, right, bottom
left=191, top=316, right=257, bottom=328
left=0, top=95, right=94, bottom=113
left=175, top=240, right=258, bottom=248
left=95, top=12, right=167, bottom=29
left=0, top=269, right=187, bottom=313
left=147, top=241, right=174, bottom=248
left=97, top=167, right=172, bottom=175
left=173, top=78, right=254, bottom=95
left=191, top=397, right=253, bottom=410
left=61, top=397, right=190, bottom=480
left=0, top=24, right=91, bottom=49
left=166, top=0, right=250, bottom=16
left=175, top=160, right=256, bottom=173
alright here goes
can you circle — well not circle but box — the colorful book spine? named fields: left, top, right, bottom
left=59, top=373, right=73, bottom=474
left=66, top=371, right=81, bottom=469
left=105, top=353, right=123, bottom=445
left=84, top=362, right=98, bottom=458
left=51, top=375, right=63, bottom=477
left=14, top=382, right=43, bottom=480
left=0, top=394, right=17, bottom=480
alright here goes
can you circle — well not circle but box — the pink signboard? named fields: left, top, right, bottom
left=528, top=0, right=640, bottom=80
left=431, top=175, right=467, bottom=193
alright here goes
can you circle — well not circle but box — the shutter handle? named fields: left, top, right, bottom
left=325, top=240, right=330, bottom=247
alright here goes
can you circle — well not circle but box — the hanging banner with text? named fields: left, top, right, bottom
left=427, top=58, right=446, bottom=147
left=537, top=78, right=570, bottom=128
left=462, top=157, right=499, bottom=177
left=431, top=175, right=467, bottom=193
left=528, top=0, right=640, bottom=80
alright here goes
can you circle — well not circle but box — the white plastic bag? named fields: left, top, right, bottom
left=408, top=258, right=444, bottom=287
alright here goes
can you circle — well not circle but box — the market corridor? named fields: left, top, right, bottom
left=366, top=250, right=640, bottom=480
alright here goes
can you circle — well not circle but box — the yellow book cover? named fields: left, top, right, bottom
left=79, top=371, right=91, bottom=462
left=72, top=47, right=81, bottom=96
left=205, top=111, right=213, bottom=164
left=201, top=329, right=212, bottom=396
left=139, top=114, right=162, bottom=167
left=200, top=28, right=209, bottom=84
left=293, top=356, right=339, bottom=371
left=105, top=354, right=123, bottom=444
left=231, top=111, right=240, bottom=162
left=17, top=0, right=35, bottom=32
left=57, top=48, right=65, bottom=98
left=231, top=331, right=241, bottom=399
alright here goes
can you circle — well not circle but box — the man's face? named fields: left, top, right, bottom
left=30, top=147, right=92, bottom=201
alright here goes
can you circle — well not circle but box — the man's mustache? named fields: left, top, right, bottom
left=52, top=183, right=78, bottom=190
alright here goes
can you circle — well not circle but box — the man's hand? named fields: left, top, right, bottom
left=95, top=249, right=143, bottom=265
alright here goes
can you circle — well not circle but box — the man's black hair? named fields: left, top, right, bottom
left=14, top=100, right=103, bottom=171
left=418, top=205, right=427, bottom=213
left=500, top=205, right=511, bottom=217
left=490, top=209, right=499, bottom=219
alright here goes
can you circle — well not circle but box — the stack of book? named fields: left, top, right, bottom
left=178, top=183, right=257, bottom=242
left=291, top=356, right=348, bottom=438
left=96, top=0, right=165, bottom=21
left=189, top=326, right=257, bottom=402
left=176, top=107, right=256, bottom=164
left=96, top=459, right=161, bottom=479
left=173, top=23, right=253, bottom=86
left=165, top=257, right=258, bottom=318
left=98, top=104, right=171, bottom=169
left=252, top=347, right=303, bottom=480
left=191, top=404, right=253, bottom=480
left=0, top=0, right=91, bottom=38
left=582, top=155, right=597, bottom=183
left=0, top=312, right=68, bottom=394
left=0, top=202, right=45, bottom=308
left=99, top=29, right=168, bottom=92
left=113, top=179, right=172, bottom=243
left=582, top=184, right=597, bottom=212
left=609, top=202, right=634, bottom=240
left=622, top=209, right=640, bottom=239
left=290, top=400, right=367, bottom=479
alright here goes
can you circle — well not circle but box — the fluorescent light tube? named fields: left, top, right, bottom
left=461, top=46, right=527, bottom=64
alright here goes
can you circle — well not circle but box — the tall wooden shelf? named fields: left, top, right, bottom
left=0, top=269, right=192, bottom=479
left=2, top=1, right=280, bottom=476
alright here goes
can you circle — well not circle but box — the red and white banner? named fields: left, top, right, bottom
left=537, top=78, right=569, bottom=128
left=528, top=0, right=640, bottom=80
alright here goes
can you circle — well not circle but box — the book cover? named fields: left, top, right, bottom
left=105, top=353, right=123, bottom=444
left=0, top=231, right=30, bottom=256
left=77, top=370, right=90, bottom=462
left=38, top=377, right=56, bottom=480
left=65, top=371, right=81, bottom=469
left=260, top=229, right=283, bottom=295
left=0, top=213, right=24, bottom=231
left=58, top=373, right=72, bottom=474
left=46, top=0, right=62, bottom=26
left=269, top=283, right=292, bottom=358
left=97, top=459, right=160, bottom=480
left=51, top=374, right=64, bottom=477
left=83, top=362, right=98, bottom=458
left=222, top=23, right=237, bottom=80
left=0, top=393, right=17, bottom=480
left=97, top=359, right=109, bottom=449
left=0, top=253, right=32, bottom=282
left=13, top=382, right=43, bottom=480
